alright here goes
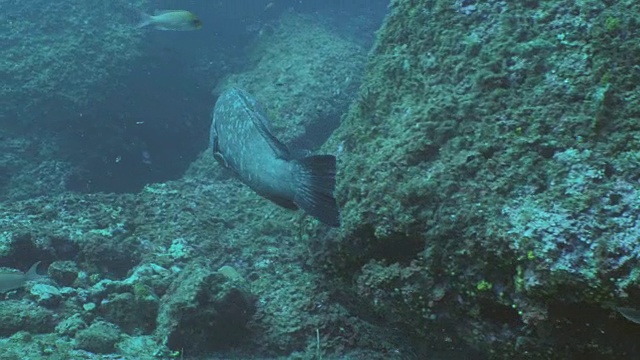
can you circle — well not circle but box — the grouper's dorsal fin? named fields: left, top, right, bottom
left=236, top=89, right=291, bottom=159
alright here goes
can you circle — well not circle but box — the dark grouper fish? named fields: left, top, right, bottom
left=210, top=88, right=340, bottom=227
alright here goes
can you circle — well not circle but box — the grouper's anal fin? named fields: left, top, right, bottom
left=264, top=194, right=298, bottom=210
left=236, top=89, right=291, bottom=159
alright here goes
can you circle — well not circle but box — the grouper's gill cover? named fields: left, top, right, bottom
left=210, top=87, right=340, bottom=226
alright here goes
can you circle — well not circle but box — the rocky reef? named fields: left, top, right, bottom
left=0, top=0, right=148, bottom=200
left=1, top=0, right=639, bottom=359
left=320, top=0, right=640, bottom=358
left=0, top=153, right=410, bottom=358
left=0, top=0, right=147, bottom=126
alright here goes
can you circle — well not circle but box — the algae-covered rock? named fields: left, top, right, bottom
left=29, top=283, right=62, bottom=307
left=48, top=260, right=79, bottom=287
left=76, top=263, right=170, bottom=335
left=74, top=320, right=121, bottom=354
left=55, top=313, right=87, bottom=337
left=116, top=335, right=172, bottom=359
left=99, top=291, right=159, bottom=334
left=155, top=261, right=255, bottom=352
left=0, top=300, right=55, bottom=336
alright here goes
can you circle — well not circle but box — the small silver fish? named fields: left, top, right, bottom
left=0, top=261, right=46, bottom=293
left=137, top=10, right=202, bottom=31
left=210, top=88, right=340, bottom=226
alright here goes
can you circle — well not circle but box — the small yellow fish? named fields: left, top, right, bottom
left=137, top=10, right=202, bottom=31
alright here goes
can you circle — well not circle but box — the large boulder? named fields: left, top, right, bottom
left=155, top=262, right=255, bottom=352
left=321, top=0, right=640, bottom=358
left=0, top=300, right=55, bottom=336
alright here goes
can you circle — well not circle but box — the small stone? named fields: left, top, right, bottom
left=83, top=302, right=96, bottom=312
left=74, top=321, right=121, bottom=354
left=55, top=313, right=87, bottom=337
left=29, top=283, right=62, bottom=307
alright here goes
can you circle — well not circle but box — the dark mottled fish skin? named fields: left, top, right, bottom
left=210, top=87, right=340, bottom=226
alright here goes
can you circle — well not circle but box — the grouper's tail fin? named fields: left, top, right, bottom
left=293, top=155, right=340, bottom=227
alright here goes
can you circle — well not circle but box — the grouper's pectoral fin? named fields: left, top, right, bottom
left=211, top=133, right=231, bottom=169
left=213, top=151, right=229, bottom=168
left=210, top=129, right=229, bottom=168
